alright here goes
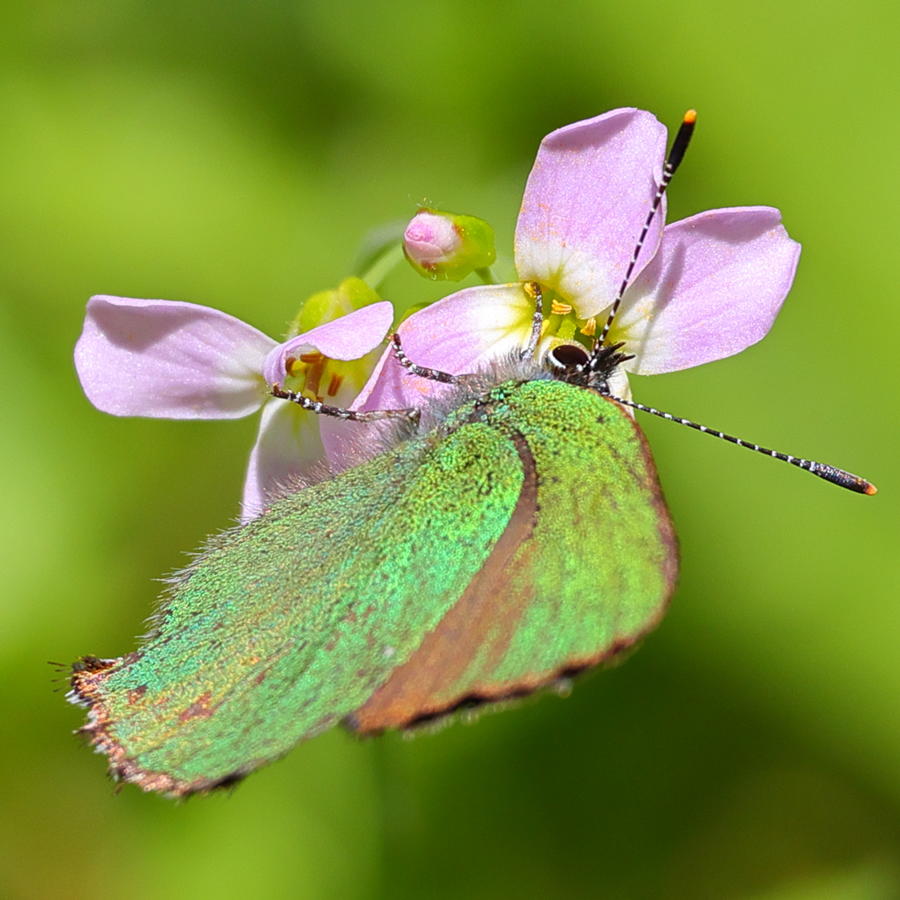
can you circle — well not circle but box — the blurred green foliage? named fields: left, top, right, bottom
left=1, top=1, right=898, bottom=898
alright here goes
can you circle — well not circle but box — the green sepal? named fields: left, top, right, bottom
left=288, top=277, right=382, bottom=337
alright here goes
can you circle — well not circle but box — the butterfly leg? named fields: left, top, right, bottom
left=270, top=384, right=419, bottom=423
left=520, top=281, right=544, bottom=359
left=390, top=334, right=460, bottom=383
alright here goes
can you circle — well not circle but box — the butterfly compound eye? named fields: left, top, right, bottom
left=546, top=342, right=590, bottom=373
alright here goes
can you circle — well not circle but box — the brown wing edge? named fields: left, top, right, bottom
left=68, top=655, right=259, bottom=797
left=346, top=413, right=679, bottom=735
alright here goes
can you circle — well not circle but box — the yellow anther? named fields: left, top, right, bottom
left=550, top=300, right=573, bottom=316
left=580, top=317, right=597, bottom=337
left=523, top=281, right=541, bottom=300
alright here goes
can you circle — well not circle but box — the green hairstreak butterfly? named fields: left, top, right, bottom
left=68, top=111, right=875, bottom=796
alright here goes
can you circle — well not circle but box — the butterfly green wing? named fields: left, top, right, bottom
left=72, top=378, right=675, bottom=794
left=71, top=421, right=526, bottom=795
left=350, top=378, right=677, bottom=732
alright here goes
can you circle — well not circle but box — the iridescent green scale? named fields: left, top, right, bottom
left=71, top=378, right=675, bottom=796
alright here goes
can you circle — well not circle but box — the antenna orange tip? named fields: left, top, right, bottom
left=683, top=109, right=697, bottom=124
left=864, top=482, right=878, bottom=495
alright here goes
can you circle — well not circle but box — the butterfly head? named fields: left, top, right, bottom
left=544, top=340, right=633, bottom=394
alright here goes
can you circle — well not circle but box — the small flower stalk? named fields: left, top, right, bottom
left=402, top=208, right=496, bottom=281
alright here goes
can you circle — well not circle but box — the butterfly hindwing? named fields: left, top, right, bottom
left=350, top=379, right=677, bottom=731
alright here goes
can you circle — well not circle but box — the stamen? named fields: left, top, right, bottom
left=551, top=299, right=573, bottom=316
left=302, top=353, right=325, bottom=397
left=580, top=317, right=597, bottom=337
left=327, top=373, right=344, bottom=397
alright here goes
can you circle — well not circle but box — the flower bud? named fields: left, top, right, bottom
left=288, top=276, right=381, bottom=337
left=402, top=208, right=496, bottom=281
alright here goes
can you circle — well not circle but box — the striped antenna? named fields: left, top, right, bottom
left=591, top=110, right=697, bottom=356
left=607, top=393, right=877, bottom=495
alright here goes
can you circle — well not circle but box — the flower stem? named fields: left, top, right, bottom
left=360, top=243, right=405, bottom=290
left=475, top=266, right=496, bottom=284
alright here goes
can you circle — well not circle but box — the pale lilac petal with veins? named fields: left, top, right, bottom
left=353, top=284, right=532, bottom=413
left=515, top=107, right=668, bottom=318
left=616, top=207, right=801, bottom=374
left=262, top=301, right=393, bottom=386
left=75, top=295, right=276, bottom=418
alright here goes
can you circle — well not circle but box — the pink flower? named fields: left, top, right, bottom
left=74, top=295, right=393, bottom=520
left=354, top=107, right=800, bottom=413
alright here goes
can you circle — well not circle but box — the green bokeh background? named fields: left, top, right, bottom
left=2, top=1, right=898, bottom=898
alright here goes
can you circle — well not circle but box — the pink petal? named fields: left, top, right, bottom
left=262, top=301, right=394, bottom=385
left=318, top=285, right=532, bottom=470
left=241, top=400, right=324, bottom=521
left=355, top=284, right=533, bottom=412
left=515, top=108, right=668, bottom=318
left=617, top=207, right=801, bottom=374
left=75, top=295, right=276, bottom=418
